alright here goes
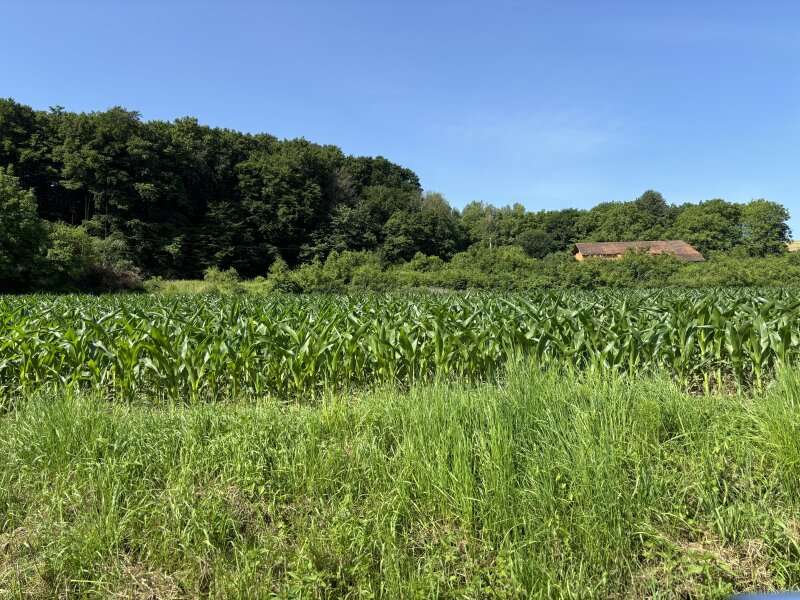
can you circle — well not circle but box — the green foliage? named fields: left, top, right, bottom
left=0, top=166, right=47, bottom=289
left=3, top=370, right=800, bottom=596
left=257, top=247, right=800, bottom=293
left=2, top=289, right=800, bottom=400
left=0, top=97, right=795, bottom=290
left=197, top=266, right=243, bottom=294
left=460, top=191, right=792, bottom=272
left=151, top=248, right=800, bottom=295
left=380, top=192, right=467, bottom=262
left=44, top=222, right=97, bottom=287
left=0, top=98, right=425, bottom=284
left=404, top=251, right=445, bottom=272
left=669, top=253, right=800, bottom=287
left=142, top=277, right=272, bottom=295
left=236, top=139, right=336, bottom=265
left=203, top=265, right=240, bottom=284
left=516, top=228, right=556, bottom=258
left=740, top=199, right=791, bottom=256
left=568, top=250, right=683, bottom=288
left=90, top=231, right=142, bottom=289
left=669, top=199, right=742, bottom=254
left=279, top=250, right=384, bottom=292
left=580, top=190, right=671, bottom=242
left=42, top=222, right=142, bottom=291
left=268, top=256, right=288, bottom=277
left=309, top=185, right=421, bottom=257
left=42, top=223, right=142, bottom=291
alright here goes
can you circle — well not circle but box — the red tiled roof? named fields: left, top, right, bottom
left=574, top=240, right=705, bottom=262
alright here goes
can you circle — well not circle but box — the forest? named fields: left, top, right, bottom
left=0, top=97, right=793, bottom=291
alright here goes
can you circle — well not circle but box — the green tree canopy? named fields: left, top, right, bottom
left=0, top=98, right=796, bottom=289
left=517, top=229, right=556, bottom=258
left=740, top=199, right=791, bottom=256
left=582, top=191, right=674, bottom=242
left=0, top=166, right=47, bottom=288
left=381, top=193, right=467, bottom=262
left=669, top=199, right=742, bottom=255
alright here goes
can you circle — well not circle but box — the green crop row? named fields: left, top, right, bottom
left=1, top=289, right=799, bottom=401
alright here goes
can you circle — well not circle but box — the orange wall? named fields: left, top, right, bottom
left=573, top=253, right=623, bottom=261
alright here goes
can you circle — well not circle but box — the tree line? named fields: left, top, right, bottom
left=0, top=98, right=792, bottom=291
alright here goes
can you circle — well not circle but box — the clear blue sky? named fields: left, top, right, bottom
left=4, top=1, right=800, bottom=233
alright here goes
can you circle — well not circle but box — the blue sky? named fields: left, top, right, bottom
left=4, top=1, right=800, bottom=232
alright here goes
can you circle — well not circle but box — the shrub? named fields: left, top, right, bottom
left=44, top=223, right=97, bottom=288
left=204, top=266, right=240, bottom=284
left=42, top=224, right=143, bottom=291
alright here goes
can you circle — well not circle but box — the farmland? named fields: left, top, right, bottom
left=2, top=290, right=800, bottom=598
left=2, top=289, right=800, bottom=403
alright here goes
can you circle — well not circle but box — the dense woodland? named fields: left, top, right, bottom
left=0, top=98, right=793, bottom=291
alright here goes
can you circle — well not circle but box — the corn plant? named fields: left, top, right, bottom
left=1, top=289, right=799, bottom=401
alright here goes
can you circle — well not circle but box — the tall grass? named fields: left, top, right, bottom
left=2, top=366, right=800, bottom=598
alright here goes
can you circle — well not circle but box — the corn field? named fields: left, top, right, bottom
left=2, top=290, right=799, bottom=400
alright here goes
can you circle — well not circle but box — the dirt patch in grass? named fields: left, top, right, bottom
left=632, top=531, right=774, bottom=598
left=111, top=560, right=183, bottom=600
left=0, top=526, right=47, bottom=598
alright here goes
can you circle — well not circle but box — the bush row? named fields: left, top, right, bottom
left=146, top=246, right=800, bottom=294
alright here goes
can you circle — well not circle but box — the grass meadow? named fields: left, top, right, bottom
left=3, top=363, right=800, bottom=598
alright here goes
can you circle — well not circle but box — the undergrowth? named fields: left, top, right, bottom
left=2, top=367, right=800, bottom=597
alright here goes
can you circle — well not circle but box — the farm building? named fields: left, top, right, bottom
left=573, top=240, right=705, bottom=262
